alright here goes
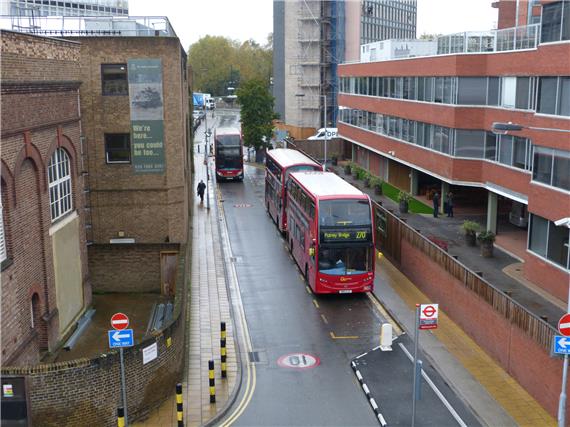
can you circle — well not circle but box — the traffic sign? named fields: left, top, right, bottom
left=419, top=303, right=439, bottom=330
left=108, top=329, right=134, bottom=348
left=558, top=314, right=570, bottom=337
left=277, top=353, right=320, bottom=369
left=554, top=336, right=570, bottom=355
left=111, top=313, right=129, bottom=330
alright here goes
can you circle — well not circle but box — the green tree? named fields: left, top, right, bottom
left=237, top=79, right=277, bottom=162
left=189, top=34, right=273, bottom=96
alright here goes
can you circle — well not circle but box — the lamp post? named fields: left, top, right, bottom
left=204, top=112, right=211, bottom=210
left=295, top=93, right=328, bottom=170
left=492, top=122, right=570, bottom=133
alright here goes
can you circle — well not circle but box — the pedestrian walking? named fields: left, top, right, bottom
left=446, top=191, right=454, bottom=217
left=432, top=191, right=440, bottom=218
left=197, top=179, right=206, bottom=204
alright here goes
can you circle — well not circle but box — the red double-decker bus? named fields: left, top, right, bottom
left=214, top=127, right=243, bottom=182
left=265, top=149, right=322, bottom=232
left=286, top=171, right=375, bottom=294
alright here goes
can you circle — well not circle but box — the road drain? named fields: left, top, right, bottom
left=249, top=351, right=260, bottom=362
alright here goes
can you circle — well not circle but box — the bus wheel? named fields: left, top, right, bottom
left=304, top=265, right=312, bottom=290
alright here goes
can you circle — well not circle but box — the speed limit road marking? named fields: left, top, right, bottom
left=277, top=353, right=320, bottom=369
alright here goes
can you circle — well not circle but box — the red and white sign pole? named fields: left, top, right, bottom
left=111, top=313, right=130, bottom=425
left=558, top=313, right=570, bottom=427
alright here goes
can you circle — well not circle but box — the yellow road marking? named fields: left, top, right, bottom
left=305, top=286, right=311, bottom=294
left=312, top=299, right=319, bottom=309
left=330, top=332, right=359, bottom=340
left=321, top=314, right=329, bottom=324
left=367, top=293, right=403, bottom=336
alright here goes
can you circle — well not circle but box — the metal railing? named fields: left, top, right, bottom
left=373, top=201, right=556, bottom=352
left=0, top=16, right=177, bottom=38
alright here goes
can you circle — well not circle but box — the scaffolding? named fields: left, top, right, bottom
left=294, top=0, right=343, bottom=128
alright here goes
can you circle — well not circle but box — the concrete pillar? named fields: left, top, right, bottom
left=487, top=192, right=498, bottom=233
left=441, top=181, right=449, bottom=214
left=351, top=143, right=356, bottom=162
left=410, top=169, right=419, bottom=196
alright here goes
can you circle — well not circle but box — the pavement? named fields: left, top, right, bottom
left=135, top=142, right=556, bottom=426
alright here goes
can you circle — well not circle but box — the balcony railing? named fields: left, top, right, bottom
left=0, top=16, right=177, bottom=38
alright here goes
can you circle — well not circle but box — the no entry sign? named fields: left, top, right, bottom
left=419, top=304, right=439, bottom=330
left=559, top=314, right=570, bottom=337
left=111, top=313, right=129, bottom=330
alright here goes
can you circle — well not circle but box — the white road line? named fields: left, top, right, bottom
left=378, top=413, right=387, bottom=426
left=398, top=342, right=468, bottom=427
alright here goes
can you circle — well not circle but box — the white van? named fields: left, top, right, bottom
left=308, top=128, right=338, bottom=140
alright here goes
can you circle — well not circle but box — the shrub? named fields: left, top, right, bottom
left=461, top=220, right=480, bottom=235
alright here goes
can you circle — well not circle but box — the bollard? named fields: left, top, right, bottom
left=117, top=407, right=125, bottom=427
left=209, top=360, right=216, bottom=403
left=176, top=383, right=184, bottom=427
left=221, top=322, right=227, bottom=378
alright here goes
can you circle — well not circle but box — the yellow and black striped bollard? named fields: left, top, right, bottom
left=117, top=407, right=125, bottom=427
left=209, top=360, right=216, bottom=403
left=176, top=383, right=184, bottom=426
left=221, top=322, right=227, bottom=378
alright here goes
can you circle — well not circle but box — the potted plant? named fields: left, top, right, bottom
left=460, top=220, right=480, bottom=246
left=363, top=172, right=371, bottom=187
left=477, top=230, right=496, bottom=257
left=398, top=191, right=411, bottom=214
left=344, top=162, right=352, bottom=175
left=372, top=178, right=383, bottom=195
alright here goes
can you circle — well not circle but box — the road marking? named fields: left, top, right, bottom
left=367, top=293, right=403, bottom=336
left=330, top=332, right=359, bottom=340
left=398, top=342, right=468, bottom=427
left=321, top=314, right=329, bottom=324
left=312, top=299, right=319, bottom=309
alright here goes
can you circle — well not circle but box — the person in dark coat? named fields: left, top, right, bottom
left=432, top=191, right=440, bottom=218
left=446, top=191, right=454, bottom=217
left=197, top=180, right=206, bottom=203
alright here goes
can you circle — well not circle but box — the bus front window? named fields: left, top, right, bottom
left=318, top=247, right=371, bottom=275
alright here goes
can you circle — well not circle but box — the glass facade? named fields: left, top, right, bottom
left=340, top=75, right=570, bottom=116
left=541, top=0, right=570, bottom=43
left=360, top=0, right=417, bottom=45
left=339, top=107, right=533, bottom=170
left=533, top=147, right=570, bottom=191
left=8, top=0, right=129, bottom=16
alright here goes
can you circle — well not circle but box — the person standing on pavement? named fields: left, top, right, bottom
left=446, top=191, right=454, bottom=217
left=432, top=191, right=440, bottom=218
left=197, top=180, right=206, bottom=204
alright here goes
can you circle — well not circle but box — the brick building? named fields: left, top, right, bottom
left=1, top=30, right=90, bottom=365
left=66, top=19, right=191, bottom=295
left=337, top=0, right=569, bottom=300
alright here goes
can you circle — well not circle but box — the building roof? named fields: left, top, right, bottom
left=267, top=148, right=320, bottom=169
left=290, top=171, right=366, bottom=198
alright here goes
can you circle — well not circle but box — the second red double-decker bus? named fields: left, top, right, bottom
left=286, top=171, right=375, bottom=294
left=265, top=148, right=322, bottom=232
left=214, top=127, right=244, bottom=181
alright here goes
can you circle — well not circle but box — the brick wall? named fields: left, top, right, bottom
left=71, top=36, right=190, bottom=246
left=1, top=31, right=89, bottom=365
left=398, top=238, right=568, bottom=419
left=88, top=243, right=180, bottom=293
left=1, top=243, right=189, bottom=427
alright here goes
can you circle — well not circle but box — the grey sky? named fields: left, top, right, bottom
left=130, top=0, right=498, bottom=50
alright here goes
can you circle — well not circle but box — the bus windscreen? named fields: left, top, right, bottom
left=318, top=200, right=371, bottom=227
left=318, top=246, right=372, bottom=275
left=216, top=135, right=241, bottom=146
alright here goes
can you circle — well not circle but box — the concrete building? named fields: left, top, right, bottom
left=1, top=30, right=90, bottom=365
left=337, top=0, right=569, bottom=301
left=273, top=0, right=416, bottom=139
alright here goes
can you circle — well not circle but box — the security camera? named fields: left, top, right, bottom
left=554, top=217, right=570, bottom=228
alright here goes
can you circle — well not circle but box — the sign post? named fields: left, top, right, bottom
left=109, top=313, right=132, bottom=426
left=557, top=313, right=570, bottom=427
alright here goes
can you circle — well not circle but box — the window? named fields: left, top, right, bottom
left=529, top=214, right=570, bottom=269
left=101, top=64, right=128, bottom=96
left=559, top=77, right=570, bottom=116
left=501, top=77, right=516, bottom=108
left=457, top=77, right=487, bottom=105
left=48, top=148, right=73, bottom=222
left=541, top=0, right=569, bottom=43
left=537, top=77, right=558, bottom=114
left=455, top=130, right=485, bottom=158
left=485, top=132, right=497, bottom=161
left=105, top=134, right=131, bottom=163
left=515, top=77, right=531, bottom=109
left=532, top=146, right=570, bottom=191
left=553, top=151, right=570, bottom=190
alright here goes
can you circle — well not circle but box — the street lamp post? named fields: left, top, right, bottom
left=295, top=93, right=328, bottom=170
left=204, top=111, right=211, bottom=210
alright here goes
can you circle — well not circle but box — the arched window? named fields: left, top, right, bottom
left=48, top=148, right=73, bottom=221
